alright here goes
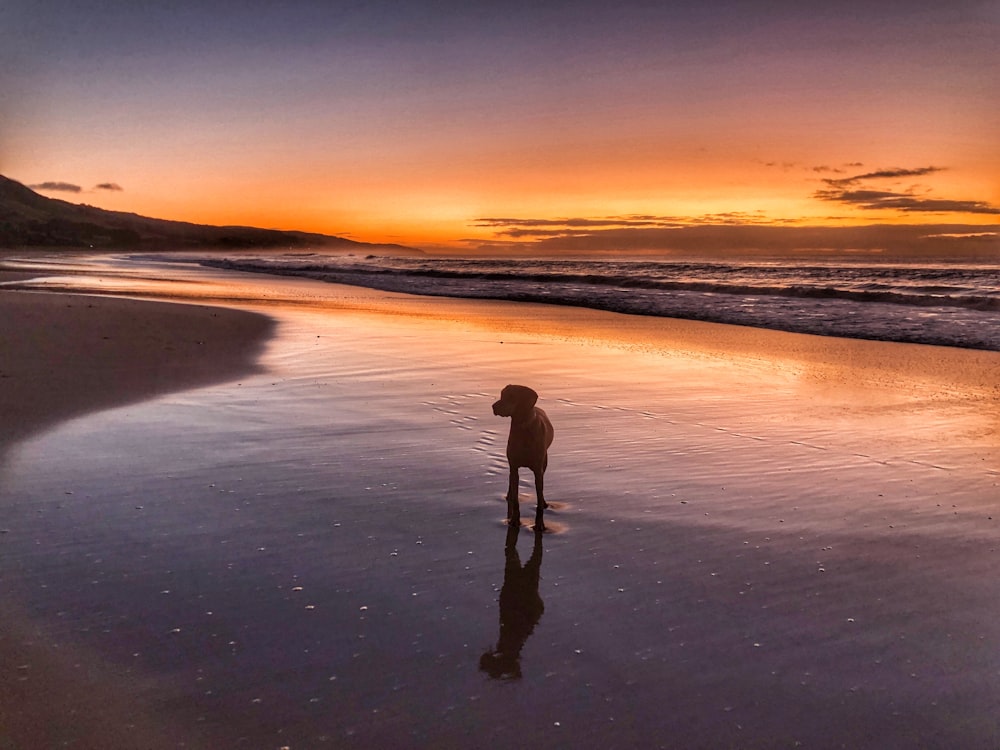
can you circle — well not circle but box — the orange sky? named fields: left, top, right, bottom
left=5, top=1, right=998, bottom=255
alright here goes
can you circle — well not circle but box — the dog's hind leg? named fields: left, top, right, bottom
left=533, top=467, right=548, bottom=510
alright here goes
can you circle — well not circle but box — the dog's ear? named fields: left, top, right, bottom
left=508, top=384, right=538, bottom=411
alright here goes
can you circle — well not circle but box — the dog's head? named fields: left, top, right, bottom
left=492, top=384, right=538, bottom=418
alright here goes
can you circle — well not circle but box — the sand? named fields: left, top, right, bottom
left=0, top=287, right=274, bottom=748
left=2, top=253, right=1000, bottom=749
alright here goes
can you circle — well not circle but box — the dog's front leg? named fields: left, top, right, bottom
left=506, top=467, right=520, bottom=523
left=532, top=468, right=547, bottom=532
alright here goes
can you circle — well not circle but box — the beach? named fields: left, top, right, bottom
left=2, top=254, right=1000, bottom=749
left=0, top=262, right=278, bottom=748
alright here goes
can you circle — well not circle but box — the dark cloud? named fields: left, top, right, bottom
left=814, top=165, right=999, bottom=215
left=761, top=161, right=798, bottom=170
left=474, top=216, right=677, bottom=239
left=29, top=181, right=82, bottom=193
left=94, top=182, right=123, bottom=191
left=495, top=228, right=591, bottom=239
left=474, top=216, right=683, bottom=230
left=816, top=188, right=1000, bottom=215
left=688, top=211, right=782, bottom=226
left=822, top=166, right=944, bottom=189
left=476, top=212, right=788, bottom=238
left=923, top=232, right=998, bottom=239
left=464, top=222, right=1000, bottom=259
left=851, top=166, right=943, bottom=181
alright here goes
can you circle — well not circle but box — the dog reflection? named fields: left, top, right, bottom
left=480, top=523, right=545, bottom=679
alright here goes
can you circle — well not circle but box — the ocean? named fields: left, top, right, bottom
left=197, top=254, right=1000, bottom=351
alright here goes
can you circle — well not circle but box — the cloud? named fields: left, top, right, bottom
left=26, top=180, right=124, bottom=194
left=475, top=212, right=789, bottom=239
left=463, top=222, right=1000, bottom=259
left=463, top=161, right=998, bottom=257
left=474, top=216, right=684, bottom=230
left=760, top=160, right=798, bottom=171
left=816, top=189, right=1000, bottom=214
left=923, top=232, right=998, bottom=239
left=29, top=181, right=82, bottom=193
left=473, top=216, right=686, bottom=238
left=850, top=166, right=943, bottom=181
left=822, top=166, right=944, bottom=189
left=814, top=165, right=1000, bottom=215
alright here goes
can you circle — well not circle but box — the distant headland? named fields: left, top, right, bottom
left=0, top=175, right=423, bottom=255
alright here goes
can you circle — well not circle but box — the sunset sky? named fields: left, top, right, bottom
left=3, top=0, right=998, bottom=255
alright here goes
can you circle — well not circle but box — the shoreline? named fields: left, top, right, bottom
left=2, top=255, right=1000, bottom=748
left=194, top=253, right=1000, bottom=352
left=5, top=253, right=999, bottom=399
left=0, top=289, right=275, bottom=447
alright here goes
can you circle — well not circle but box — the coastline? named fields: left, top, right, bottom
left=196, top=253, right=1000, bottom=352
left=2, top=255, right=1000, bottom=748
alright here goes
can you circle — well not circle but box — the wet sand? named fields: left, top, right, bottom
left=2, top=254, right=1000, bottom=748
left=0, top=288, right=274, bottom=748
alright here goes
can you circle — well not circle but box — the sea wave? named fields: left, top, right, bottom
left=196, top=255, right=1000, bottom=351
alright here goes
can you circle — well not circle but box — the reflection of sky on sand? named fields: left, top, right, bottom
left=6, top=253, right=998, bottom=479
left=2, top=253, right=305, bottom=300
left=6, top=253, right=998, bottom=488
left=4, top=254, right=1000, bottom=746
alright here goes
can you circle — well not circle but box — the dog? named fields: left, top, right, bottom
left=492, top=384, right=554, bottom=530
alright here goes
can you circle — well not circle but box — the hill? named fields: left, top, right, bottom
left=0, top=175, right=422, bottom=255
